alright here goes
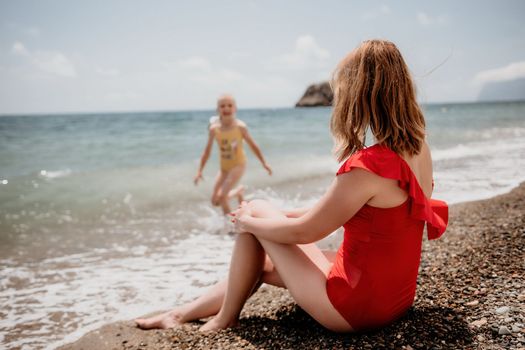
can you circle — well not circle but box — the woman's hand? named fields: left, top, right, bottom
left=231, top=201, right=252, bottom=233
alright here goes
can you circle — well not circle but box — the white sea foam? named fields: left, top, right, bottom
left=39, top=169, right=72, bottom=179
left=432, top=137, right=525, bottom=162
left=0, top=232, right=235, bottom=350
left=432, top=136, right=525, bottom=203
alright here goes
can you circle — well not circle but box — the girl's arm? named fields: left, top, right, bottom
left=240, top=125, right=272, bottom=175
left=194, top=129, right=215, bottom=185
left=234, top=168, right=377, bottom=244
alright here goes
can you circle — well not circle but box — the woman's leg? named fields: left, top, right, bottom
left=136, top=229, right=262, bottom=330
left=134, top=280, right=229, bottom=329
left=135, top=243, right=293, bottom=330
left=135, top=249, right=337, bottom=329
left=202, top=199, right=353, bottom=333
left=199, top=229, right=265, bottom=331
left=136, top=200, right=348, bottom=331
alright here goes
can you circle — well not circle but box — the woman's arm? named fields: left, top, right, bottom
left=234, top=168, right=377, bottom=244
left=240, top=125, right=272, bottom=175
left=282, top=207, right=310, bottom=218
left=194, top=129, right=215, bottom=185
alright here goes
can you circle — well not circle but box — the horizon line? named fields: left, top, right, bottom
left=1, top=98, right=524, bottom=117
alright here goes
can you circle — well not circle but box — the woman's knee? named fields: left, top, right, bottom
left=247, top=199, right=281, bottom=218
left=236, top=231, right=255, bottom=241
left=235, top=232, right=265, bottom=255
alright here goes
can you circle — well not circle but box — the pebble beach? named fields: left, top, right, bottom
left=58, top=182, right=525, bottom=350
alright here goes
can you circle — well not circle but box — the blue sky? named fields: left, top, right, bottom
left=1, top=0, right=524, bottom=114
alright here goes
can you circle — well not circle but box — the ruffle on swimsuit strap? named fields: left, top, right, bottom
left=336, top=145, right=448, bottom=240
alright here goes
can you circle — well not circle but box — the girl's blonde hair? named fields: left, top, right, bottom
left=330, top=40, right=426, bottom=162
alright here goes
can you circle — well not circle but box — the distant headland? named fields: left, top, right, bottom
left=295, top=81, right=333, bottom=107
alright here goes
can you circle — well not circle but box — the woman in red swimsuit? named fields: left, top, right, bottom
left=135, top=39, right=448, bottom=332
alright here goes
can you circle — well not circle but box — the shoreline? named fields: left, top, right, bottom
left=56, top=183, right=525, bottom=349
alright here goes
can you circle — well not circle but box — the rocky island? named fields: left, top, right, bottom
left=295, top=81, right=333, bottom=107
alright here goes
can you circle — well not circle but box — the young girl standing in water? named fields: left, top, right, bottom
left=194, top=94, right=272, bottom=214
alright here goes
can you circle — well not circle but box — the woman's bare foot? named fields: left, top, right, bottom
left=135, top=310, right=183, bottom=330
left=199, top=316, right=238, bottom=332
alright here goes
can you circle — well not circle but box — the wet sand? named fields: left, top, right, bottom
left=58, top=183, right=525, bottom=349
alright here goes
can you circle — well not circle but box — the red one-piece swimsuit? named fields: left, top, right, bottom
left=326, top=144, right=448, bottom=331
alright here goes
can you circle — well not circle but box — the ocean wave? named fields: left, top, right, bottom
left=0, top=233, right=235, bottom=350
left=39, top=169, right=72, bottom=179
left=432, top=137, right=525, bottom=161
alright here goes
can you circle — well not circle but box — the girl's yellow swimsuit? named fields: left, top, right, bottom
left=214, top=126, right=247, bottom=171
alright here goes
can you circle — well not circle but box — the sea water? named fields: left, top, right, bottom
left=1, top=101, right=524, bottom=349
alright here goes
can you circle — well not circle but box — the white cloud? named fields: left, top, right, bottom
left=417, top=12, right=447, bottom=26
left=106, top=91, right=139, bottom=101
left=4, top=22, right=41, bottom=37
left=217, top=69, right=243, bottom=81
left=190, top=68, right=245, bottom=85
left=12, top=41, right=29, bottom=56
left=167, top=56, right=244, bottom=85
left=274, top=35, right=330, bottom=70
left=11, top=41, right=77, bottom=78
left=362, top=4, right=391, bottom=21
left=95, top=67, right=120, bottom=77
left=227, top=51, right=252, bottom=61
left=25, top=26, right=41, bottom=37
left=177, top=56, right=212, bottom=71
left=33, top=52, right=77, bottom=78
left=474, top=61, right=525, bottom=85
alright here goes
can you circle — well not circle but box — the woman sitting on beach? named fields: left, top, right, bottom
left=136, top=39, right=448, bottom=332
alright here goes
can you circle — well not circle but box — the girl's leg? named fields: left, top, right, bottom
left=227, top=184, right=245, bottom=205
left=217, top=164, right=245, bottom=214
left=211, top=170, right=227, bottom=207
left=201, top=200, right=352, bottom=333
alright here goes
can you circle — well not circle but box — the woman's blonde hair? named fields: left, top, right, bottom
left=330, top=40, right=426, bottom=162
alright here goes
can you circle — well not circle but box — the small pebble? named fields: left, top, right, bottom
left=499, top=326, right=512, bottom=335
left=496, top=306, right=510, bottom=314
left=470, top=318, right=487, bottom=327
